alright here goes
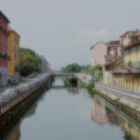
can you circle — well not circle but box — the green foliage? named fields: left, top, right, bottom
left=87, top=82, right=94, bottom=90
left=63, top=63, right=82, bottom=73
left=88, top=66, right=102, bottom=81
left=63, top=76, right=70, bottom=86
left=17, top=48, right=42, bottom=76
left=88, top=66, right=95, bottom=75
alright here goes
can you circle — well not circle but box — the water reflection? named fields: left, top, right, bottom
left=90, top=94, right=140, bottom=140
left=4, top=124, right=20, bottom=140
left=1, top=79, right=140, bottom=140
left=91, top=95, right=119, bottom=125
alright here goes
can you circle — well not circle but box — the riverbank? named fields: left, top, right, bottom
left=0, top=73, right=53, bottom=116
left=0, top=73, right=53, bottom=137
left=78, top=76, right=140, bottom=121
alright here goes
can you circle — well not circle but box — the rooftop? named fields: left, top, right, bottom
left=120, top=30, right=140, bottom=38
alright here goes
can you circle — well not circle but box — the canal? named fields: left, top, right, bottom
left=2, top=78, right=140, bottom=140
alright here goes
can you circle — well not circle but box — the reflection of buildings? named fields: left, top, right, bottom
left=91, top=98, right=108, bottom=125
left=91, top=96, right=119, bottom=125
left=122, top=120, right=140, bottom=140
left=91, top=95, right=140, bottom=140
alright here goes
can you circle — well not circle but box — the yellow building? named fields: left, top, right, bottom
left=120, top=30, right=140, bottom=65
left=104, top=30, right=140, bottom=92
left=7, top=30, right=20, bottom=78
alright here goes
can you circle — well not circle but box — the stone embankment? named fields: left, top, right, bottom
left=78, top=74, right=140, bottom=116
left=95, top=82, right=140, bottom=112
left=0, top=73, right=52, bottom=116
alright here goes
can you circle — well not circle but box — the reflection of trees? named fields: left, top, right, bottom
left=67, top=88, right=80, bottom=95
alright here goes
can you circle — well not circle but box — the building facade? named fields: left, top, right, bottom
left=7, top=29, right=20, bottom=79
left=103, top=41, right=122, bottom=84
left=103, top=30, right=140, bottom=92
left=0, top=11, right=10, bottom=86
left=90, top=42, right=107, bottom=67
left=90, top=41, right=122, bottom=67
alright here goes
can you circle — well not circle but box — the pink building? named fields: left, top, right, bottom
left=91, top=99, right=108, bottom=125
left=90, top=42, right=107, bottom=67
left=90, top=41, right=122, bottom=67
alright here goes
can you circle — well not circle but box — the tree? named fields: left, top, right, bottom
left=63, top=63, right=82, bottom=73
left=17, top=48, right=42, bottom=76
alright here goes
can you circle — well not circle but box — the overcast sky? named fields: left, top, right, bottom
left=1, top=0, right=140, bottom=69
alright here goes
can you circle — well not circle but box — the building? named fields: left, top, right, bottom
left=90, top=42, right=107, bottom=67
left=102, top=30, right=140, bottom=92
left=90, top=41, right=122, bottom=67
left=0, top=11, right=10, bottom=86
left=7, top=29, right=20, bottom=79
left=90, top=41, right=122, bottom=83
left=121, top=30, right=140, bottom=68
left=105, top=41, right=122, bottom=64
left=112, top=30, right=140, bottom=92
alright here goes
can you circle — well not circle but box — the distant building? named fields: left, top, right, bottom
left=7, top=29, right=20, bottom=79
left=0, top=11, right=10, bottom=86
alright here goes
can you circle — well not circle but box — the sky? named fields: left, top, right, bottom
left=1, top=0, right=140, bottom=70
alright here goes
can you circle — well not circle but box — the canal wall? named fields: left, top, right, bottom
left=95, top=83, right=140, bottom=111
left=94, top=83, right=140, bottom=121
left=0, top=73, right=53, bottom=137
left=0, top=73, right=53, bottom=116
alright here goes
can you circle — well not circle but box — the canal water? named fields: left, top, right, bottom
left=2, top=78, right=140, bottom=140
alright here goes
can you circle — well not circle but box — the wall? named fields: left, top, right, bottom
left=90, top=42, right=107, bottom=67
left=124, top=45, right=140, bottom=65
left=0, top=15, right=9, bottom=86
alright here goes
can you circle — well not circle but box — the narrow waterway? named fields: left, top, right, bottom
left=2, top=78, right=140, bottom=140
